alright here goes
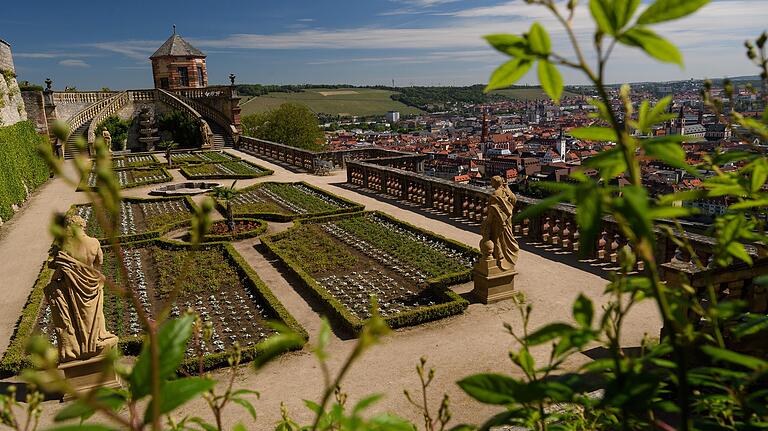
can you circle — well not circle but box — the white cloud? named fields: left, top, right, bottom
left=14, top=52, right=95, bottom=59
left=87, top=40, right=161, bottom=61
left=58, top=59, right=90, bottom=68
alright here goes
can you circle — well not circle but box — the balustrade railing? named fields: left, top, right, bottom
left=52, top=91, right=115, bottom=105
left=174, top=92, right=238, bottom=140
left=63, top=93, right=125, bottom=149
left=172, top=86, right=235, bottom=100
left=128, top=89, right=155, bottom=102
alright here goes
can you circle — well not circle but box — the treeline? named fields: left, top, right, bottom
left=236, top=84, right=356, bottom=97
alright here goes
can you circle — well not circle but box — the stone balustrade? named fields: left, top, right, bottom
left=237, top=137, right=422, bottom=174
left=128, top=89, right=155, bottom=102
left=174, top=92, right=238, bottom=141
left=345, top=161, right=759, bottom=280
left=52, top=91, right=114, bottom=105
left=87, top=91, right=130, bottom=146
left=63, top=93, right=125, bottom=147
left=172, top=86, right=235, bottom=100
left=156, top=89, right=213, bottom=149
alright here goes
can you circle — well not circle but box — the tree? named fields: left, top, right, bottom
left=95, top=115, right=130, bottom=151
left=241, top=103, right=325, bottom=151
left=158, top=110, right=202, bottom=148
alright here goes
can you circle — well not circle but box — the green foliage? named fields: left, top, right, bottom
left=95, top=115, right=131, bottom=151
left=180, top=160, right=272, bottom=180
left=153, top=247, right=240, bottom=298
left=241, top=103, right=326, bottom=151
left=0, top=121, right=50, bottom=221
left=271, top=224, right=359, bottom=274
left=158, top=110, right=202, bottom=148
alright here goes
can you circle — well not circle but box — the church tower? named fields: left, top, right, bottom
left=150, top=26, right=208, bottom=90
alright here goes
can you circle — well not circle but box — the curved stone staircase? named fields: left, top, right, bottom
left=64, top=120, right=91, bottom=159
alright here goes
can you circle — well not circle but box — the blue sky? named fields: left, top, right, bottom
left=3, top=0, right=767, bottom=90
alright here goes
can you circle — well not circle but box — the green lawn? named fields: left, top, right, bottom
left=239, top=88, right=423, bottom=117
left=492, top=87, right=579, bottom=101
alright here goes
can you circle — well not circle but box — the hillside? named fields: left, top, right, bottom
left=239, top=88, right=423, bottom=118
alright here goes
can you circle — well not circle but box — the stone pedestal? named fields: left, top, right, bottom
left=58, top=352, right=121, bottom=401
left=471, top=258, right=518, bottom=304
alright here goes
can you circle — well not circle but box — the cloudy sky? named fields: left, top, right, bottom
left=2, top=0, right=766, bottom=90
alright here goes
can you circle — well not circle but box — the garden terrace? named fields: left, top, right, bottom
left=70, top=196, right=196, bottom=242
left=81, top=166, right=172, bottom=190
left=2, top=240, right=305, bottom=376
left=261, top=211, right=478, bottom=333
left=224, top=181, right=363, bottom=221
left=179, top=159, right=272, bottom=180
left=197, top=218, right=268, bottom=242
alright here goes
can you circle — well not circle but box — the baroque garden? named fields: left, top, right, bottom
left=0, top=3, right=767, bottom=429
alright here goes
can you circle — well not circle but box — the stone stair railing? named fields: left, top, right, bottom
left=127, top=89, right=155, bottom=102
left=174, top=92, right=238, bottom=143
left=63, top=93, right=125, bottom=155
left=87, top=91, right=130, bottom=148
left=156, top=89, right=213, bottom=149
left=172, top=85, right=235, bottom=100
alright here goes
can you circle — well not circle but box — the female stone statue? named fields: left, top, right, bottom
left=45, top=214, right=117, bottom=362
left=480, top=176, right=520, bottom=271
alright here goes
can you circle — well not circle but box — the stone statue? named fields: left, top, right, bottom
left=480, top=176, right=520, bottom=271
left=45, top=214, right=117, bottom=363
left=472, top=176, right=520, bottom=303
left=102, top=130, right=112, bottom=151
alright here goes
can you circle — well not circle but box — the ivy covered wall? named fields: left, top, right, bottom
left=0, top=121, right=50, bottom=223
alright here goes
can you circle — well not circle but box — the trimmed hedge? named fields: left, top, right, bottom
left=68, top=196, right=197, bottom=244
left=260, top=212, right=473, bottom=334
left=0, top=239, right=307, bottom=377
left=78, top=167, right=173, bottom=191
left=0, top=121, right=50, bottom=222
left=179, top=159, right=273, bottom=180
left=192, top=218, right=268, bottom=242
left=0, top=263, right=52, bottom=377
left=221, top=181, right=364, bottom=222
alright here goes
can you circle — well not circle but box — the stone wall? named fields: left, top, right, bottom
left=0, top=39, right=26, bottom=126
left=20, top=91, right=47, bottom=135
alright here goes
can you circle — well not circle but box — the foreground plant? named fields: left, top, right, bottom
left=458, top=0, right=768, bottom=430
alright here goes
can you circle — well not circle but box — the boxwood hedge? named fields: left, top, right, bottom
left=0, top=121, right=51, bottom=223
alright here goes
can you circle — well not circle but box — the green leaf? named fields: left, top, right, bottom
left=54, top=388, right=127, bottom=422
left=353, top=393, right=384, bottom=414
left=700, top=345, right=768, bottom=370
left=537, top=60, right=563, bottom=103
left=569, top=127, right=618, bottom=142
left=583, top=148, right=627, bottom=180
left=642, top=136, right=692, bottom=171
left=726, top=241, right=753, bottom=265
left=46, top=427, right=118, bottom=431
left=130, top=314, right=195, bottom=399
left=615, top=0, right=642, bottom=30
left=525, top=323, right=575, bottom=346
left=637, top=0, right=710, bottom=25
left=511, top=347, right=535, bottom=378
left=253, top=326, right=305, bottom=369
left=619, top=27, right=683, bottom=66
left=457, top=373, right=521, bottom=405
left=231, top=397, right=258, bottom=421
left=143, top=377, right=216, bottom=424
left=589, top=0, right=616, bottom=34
left=729, top=198, right=768, bottom=210
left=528, top=22, right=551, bottom=55
left=484, top=34, right=530, bottom=57
left=572, top=294, right=594, bottom=328
left=750, top=159, right=768, bottom=193
left=485, top=58, right=534, bottom=92
left=647, top=205, right=698, bottom=219
left=232, top=423, right=248, bottom=431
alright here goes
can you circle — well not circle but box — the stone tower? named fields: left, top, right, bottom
left=150, top=26, right=208, bottom=90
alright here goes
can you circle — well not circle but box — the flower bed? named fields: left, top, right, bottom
left=180, top=160, right=273, bottom=180
left=196, top=218, right=268, bottom=242
left=224, top=182, right=364, bottom=221
left=112, top=154, right=160, bottom=169
left=261, top=211, right=478, bottom=333
left=70, top=197, right=196, bottom=243
left=81, top=167, right=172, bottom=190
left=1, top=240, right=306, bottom=376
left=169, top=151, right=239, bottom=166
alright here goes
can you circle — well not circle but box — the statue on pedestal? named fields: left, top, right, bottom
left=480, top=175, right=520, bottom=271
left=102, top=130, right=113, bottom=154
left=472, top=176, right=520, bottom=304
left=45, top=214, right=117, bottom=363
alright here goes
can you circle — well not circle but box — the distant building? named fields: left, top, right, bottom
left=150, top=27, right=208, bottom=90
left=386, top=111, right=400, bottom=124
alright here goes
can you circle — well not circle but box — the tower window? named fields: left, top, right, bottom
left=197, top=66, right=204, bottom=86
left=177, top=67, right=189, bottom=87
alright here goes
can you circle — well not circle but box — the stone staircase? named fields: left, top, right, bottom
left=207, top=119, right=234, bottom=150
left=64, top=121, right=91, bottom=159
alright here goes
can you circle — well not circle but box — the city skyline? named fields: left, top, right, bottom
left=3, top=0, right=768, bottom=90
